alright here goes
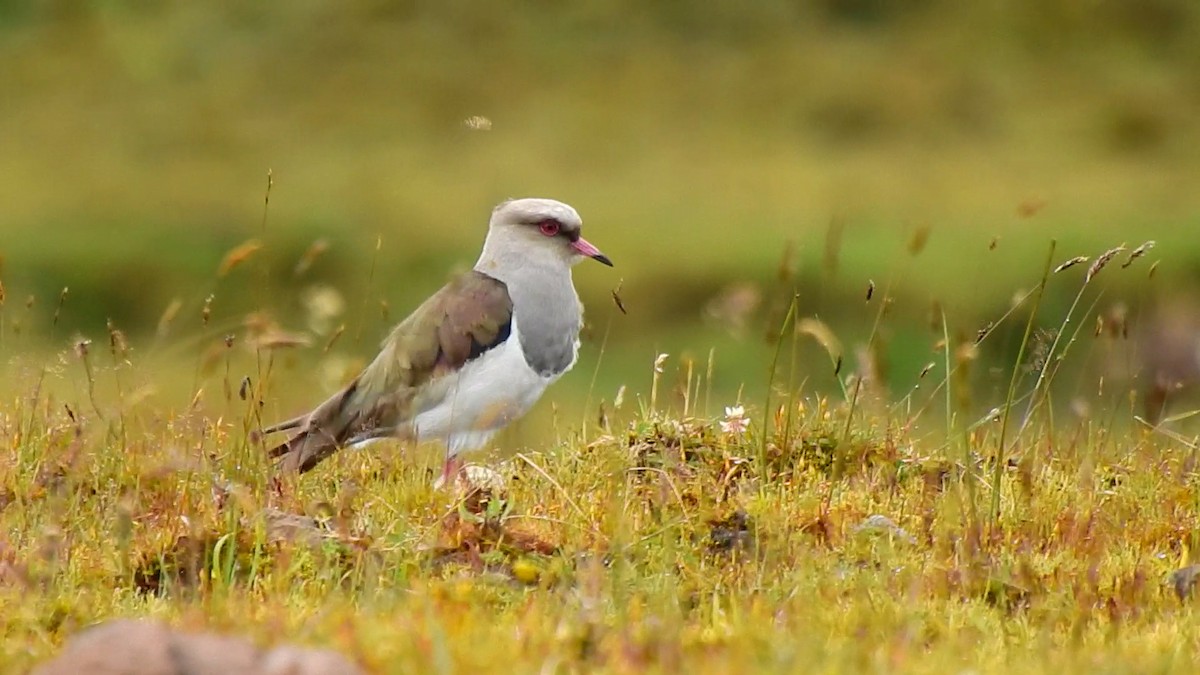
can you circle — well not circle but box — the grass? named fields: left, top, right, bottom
left=4, top=5, right=1200, bottom=670
left=4, top=1, right=1200, bottom=345
left=4, top=233, right=1200, bottom=674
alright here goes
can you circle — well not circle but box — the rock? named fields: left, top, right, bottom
left=1169, top=564, right=1200, bottom=601
left=261, top=645, right=364, bottom=675
left=33, top=621, right=179, bottom=675
left=852, top=514, right=917, bottom=545
left=33, top=619, right=363, bottom=675
left=262, top=507, right=339, bottom=547
left=455, top=463, right=510, bottom=515
left=708, top=510, right=755, bottom=554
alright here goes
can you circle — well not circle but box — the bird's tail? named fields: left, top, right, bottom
left=261, top=377, right=368, bottom=474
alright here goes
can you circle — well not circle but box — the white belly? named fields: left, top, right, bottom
left=411, top=320, right=573, bottom=456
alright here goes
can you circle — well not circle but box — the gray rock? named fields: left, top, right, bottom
left=1170, top=564, right=1200, bottom=601
left=33, top=619, right=364, bottom=675
left=852, top=514, right=917, bottom=544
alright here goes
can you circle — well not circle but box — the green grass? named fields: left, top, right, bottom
left=3, top=1, right=1200, bottom=421
left=5, top=5, right=1200, bottom=671
left=4, top=236, right=1200, bottom=673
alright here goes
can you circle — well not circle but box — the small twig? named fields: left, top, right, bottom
left=514, top=453, right=590, bottom=522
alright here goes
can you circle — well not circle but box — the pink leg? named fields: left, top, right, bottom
left=435, top=455, right=462, bottom=490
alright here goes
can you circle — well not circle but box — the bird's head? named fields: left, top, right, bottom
left=484, top=198, right=613, bottom=269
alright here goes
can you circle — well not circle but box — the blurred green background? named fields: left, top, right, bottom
left=2, top=0, right=1200, bottom=443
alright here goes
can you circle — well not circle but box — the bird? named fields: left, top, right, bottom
left=259, top=198, right=612, bottom=486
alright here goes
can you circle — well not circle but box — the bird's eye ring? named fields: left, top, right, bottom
left=538, top=220, right=560, bottom=237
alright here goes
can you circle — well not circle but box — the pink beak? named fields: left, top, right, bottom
left=570, top=237, right=613, bottom=266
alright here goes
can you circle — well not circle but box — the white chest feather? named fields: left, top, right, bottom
left=411, top=319, right=577, bottom=455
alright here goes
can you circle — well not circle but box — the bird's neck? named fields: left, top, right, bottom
left=475, top=250, right=582, bottom=378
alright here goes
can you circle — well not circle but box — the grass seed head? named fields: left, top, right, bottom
left=796, top=318, right=843, bottom=368
left=611, top=280, right=627, bottom=315
left=975, top=321, right=993, bottom=344
left=1122, top=240, right=1155, bottom=268
left=73, top=337, right=91, bottom=359
left=52, top=287, right=68, bottom=325
left=1086, top=245, right=1126, bottom=283
left=106, top=319, right=130, bottom=360
left=463, top=115, right=493, bottom=130
left=1053, top=256, right=1089, bottom=274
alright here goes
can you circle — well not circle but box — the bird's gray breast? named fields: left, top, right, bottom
left=509, top=276, right=582, bottom=378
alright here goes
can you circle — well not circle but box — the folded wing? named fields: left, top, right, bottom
left=263, top=271, right=513, bottom=473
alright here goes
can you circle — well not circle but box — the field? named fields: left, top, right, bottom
left=5, top=240, right=1200, bottom=673
left=4, top=2, right=1200, bottom=673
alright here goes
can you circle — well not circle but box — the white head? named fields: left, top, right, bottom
left=476, top=198, right=612, bottom=274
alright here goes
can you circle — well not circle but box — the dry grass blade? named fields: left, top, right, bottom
left=1016, top=197, right=1047, bottom=218
left=323, top=324, right=346, bottom=353
left=157, top=298, right=182, bottom=337
left=294, top=238, right=330, bottom=277
left=218, top=239, right=264, bottom=277
left=907, top=224, right=931, bottom=256
left=248, top=330, right=311, bottom=350
left=777, top=240, right=796, bottom=281
left=513, top=453, right=591, bottom=525
left=823, top=216, right=844, bottom=275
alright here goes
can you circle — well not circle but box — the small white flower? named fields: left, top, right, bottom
left=720, top=405, right=750, bottom=435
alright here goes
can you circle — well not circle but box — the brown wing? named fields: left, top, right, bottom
left=263, top=270, right=513, bottom=473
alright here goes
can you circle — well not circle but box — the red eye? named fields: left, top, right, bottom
left=538, top=220, right=560, bottom=237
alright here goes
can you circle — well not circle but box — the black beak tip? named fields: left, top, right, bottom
left=593, top=254, right=614, bottom=267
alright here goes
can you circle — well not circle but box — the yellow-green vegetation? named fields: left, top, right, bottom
left=4, top=239, right=1200, bottom=674
left=3, top=1, right=1200, bottom=402
left=4, top=2, right=1200, bottom=673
